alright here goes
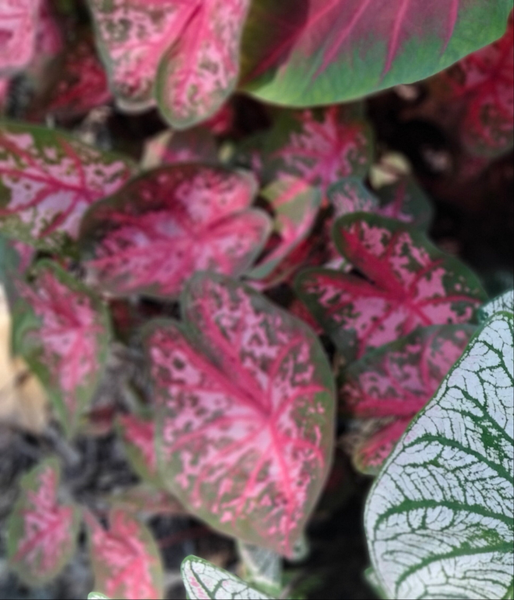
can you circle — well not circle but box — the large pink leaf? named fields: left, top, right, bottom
left=240, top=0, right=512, bottom=107
left=80, top=165, right=270, bottom=299
left=0, top=0, right=41, bottom=75
left=145, top=273, right=335, bottom=556
left=7, top=458, right=81, bottom=586
left=14, top=261, right=111, bottom=437
left=341, top=325, right=474, bottom=473
left=0, top=121, right=135, bottom=248
left=86, top=508, right=164, bottom=600
left=295, top=214, right=486, bottom=362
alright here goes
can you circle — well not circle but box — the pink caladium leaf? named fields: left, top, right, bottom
left=141, top=127, right=218, bottom=170
left=145, top=273, right=335, bottom=556
left=85, top=508, right=164, bottom=600
left=7, top=458, right=82, bottom=586
left=341, top=325, right=474, bottom=474
left=431, top=13, right=514, bottom=157
left=295, top=214, right=486, bottom=362
left=107, top=484, right=186, bottom=517
left=117, top=414, right=160, bottom=486
left=80, top=165, right=270, bottom=299
left=12, top=261, right=111, bottom=437
left=156, top=0, right=251, bottom=129
left=240, top=0, right=512, bottom=108
left=374, top=176, right=434, bottom=232
left=0, top=0, right=41, bottom=75
left=0, top=121, right=135, bottom=249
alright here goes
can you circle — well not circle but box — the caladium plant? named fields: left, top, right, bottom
left=365, top=307, right=514, bottom=600
left=80, top=164, right=270, bottom=299
left=85, top=508, right=164, bottom=600
left=0, top=120, right=135, bottom=249
left=341, top=324, right=474, bottom=474
left=87, top=0, right=251, bottom=128
left=7, top=458, right=82, bottom=586
left=9, top=261, right=111, bottom=437
left=240, top=0, right=512, bottom=108
left=181, top=555, right=275, bottom=600
left=145, top=273, right=335, bottom=556
left=296, top=213, right=487, bottom=362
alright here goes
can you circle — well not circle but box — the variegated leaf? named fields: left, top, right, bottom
left=11, top=261, right=111, bottom=437
left=117, top=413, right=160, bottom=486
left=365, top=311, right=514, bottom=599
left=341, top=325, right=474, bottom=474
left=141, top=127, right=218, bottom=170
left=0, top=0, right=41, bottom=75
left=479, top=289, right=514, bottom=321
left=107, top=483, right=185, bottom=517
left=7, top=458, right=81, bottom=586
left=375, top=177, right=434, bottom=232
left=80, top=165, right=270, bottom=299
left=86, top=508, right=164, bottom=600
left=146, top=273, right=335, bottom=556
left=182, top=555, right=275, bottom=600
left=0, top=121, right=135, bottom=248
left=295, top=214, right=486, bottom=361
left=156, top=0, right=251, bottom=129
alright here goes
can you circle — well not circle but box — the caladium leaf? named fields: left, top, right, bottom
left=365, top=311, right=514, bottom=599
left=80, top=165, right=270, bottom=299
left=0, top=0, right=41, bottom=75
left=145, top=273, right=335, bottom=556
left=11, top=261, right=111, bottom=437
left=141, top=127, right=218, bottom=170
left=181, top=555, right=275, bottom=600
left=295, top=214, right=486, bottom=361
left=341, top=325, right=474, bottom=474
left=86, top=508, right=164, bottom=600
left=117, top=413, right=160, bottom=486
left=107, top=484, right=186, bottom=517
left=375, top=177, right=434, bottom=232
left=479, top=289, right=514, bottom=321
left=155, top=0, right=251, bottom=129
left=240, top=0, right=512, bottom=108
left=7, top=458, right=82, bottom=586
left=0, top=121, right=135, bottom=249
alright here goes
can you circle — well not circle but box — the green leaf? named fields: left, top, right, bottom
left=181, top=555, right=275, bottom=599
left=365, top=311, right=514, bottom=599
left=240, top=1, right=512, bottom=107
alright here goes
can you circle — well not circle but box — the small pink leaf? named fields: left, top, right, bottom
left=0, top=0, right=41, bottom=75
left=118, top=414, right=160, bottom=485
left=0, top=121, right=135, bottom=248
left=295, top=214, right=486, bottom=361
left=375, top=177, right=434, bottom=231
left=156, top=0, right=251, bottom=129
left=7, top=458, right=81, bottom=586
left=14, top=261, right=111, bottom=437
left=86, top=508, right=164, bottom=600
left=80, top=165, right=270, bottom=299
left=141, top=127, right=218, bottom=169
left=146, top=273, right=335, bottom=556
left=341, top=325, right=474, bottom=473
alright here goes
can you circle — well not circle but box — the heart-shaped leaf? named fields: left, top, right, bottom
left=375, top=177, right=434, bottom=232
left=86, top=508, right=164, bottom=600
left=181, top=555, right=275, bottom=600
left=10, top=261, right=111, bottom=437
left=0, top=121, right=135, bottom=249
left=295, top=214, right=486, bottom=361
left=0, top=0, right=41, bottom=75
left=365, top=310, right=514, bottom=599
left=341, top=325, right=474, bottom=474
left=240, top=0, right=512, bottom=108
left=80, top=165, right=270, bottom=299
left=145, top=273, right=334, bottom=556
left=7, top=458, right=82, bottom=586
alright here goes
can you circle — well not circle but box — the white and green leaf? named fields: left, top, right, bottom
left=479, top=289, right=514, bottom=322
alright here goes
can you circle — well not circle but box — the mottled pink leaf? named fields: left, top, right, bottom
left=0, top=0, right=41, bottom=75
left=141, top=127, right=217, bottom=170
left=14, top=261, right=111, bottom=437
left=431, top=13, right=514, bottom=157
left=341, top=325, right=474, bottom=473
left=7, top=458, right=81, bottom=586
left=156, top=0, right=251, bottom=129
left=375, top=177, right=433, bottom=232
left=295, top=214, right=486, bottom=361
left=0, top=121, right=135, bottom=248
left=80, top=165, right=270, bottom=299
left=86, top=508, right=164, bottom=600
left=145, top=273, right=335, bottom=556
left=118, top=413, right=160, bottom=485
